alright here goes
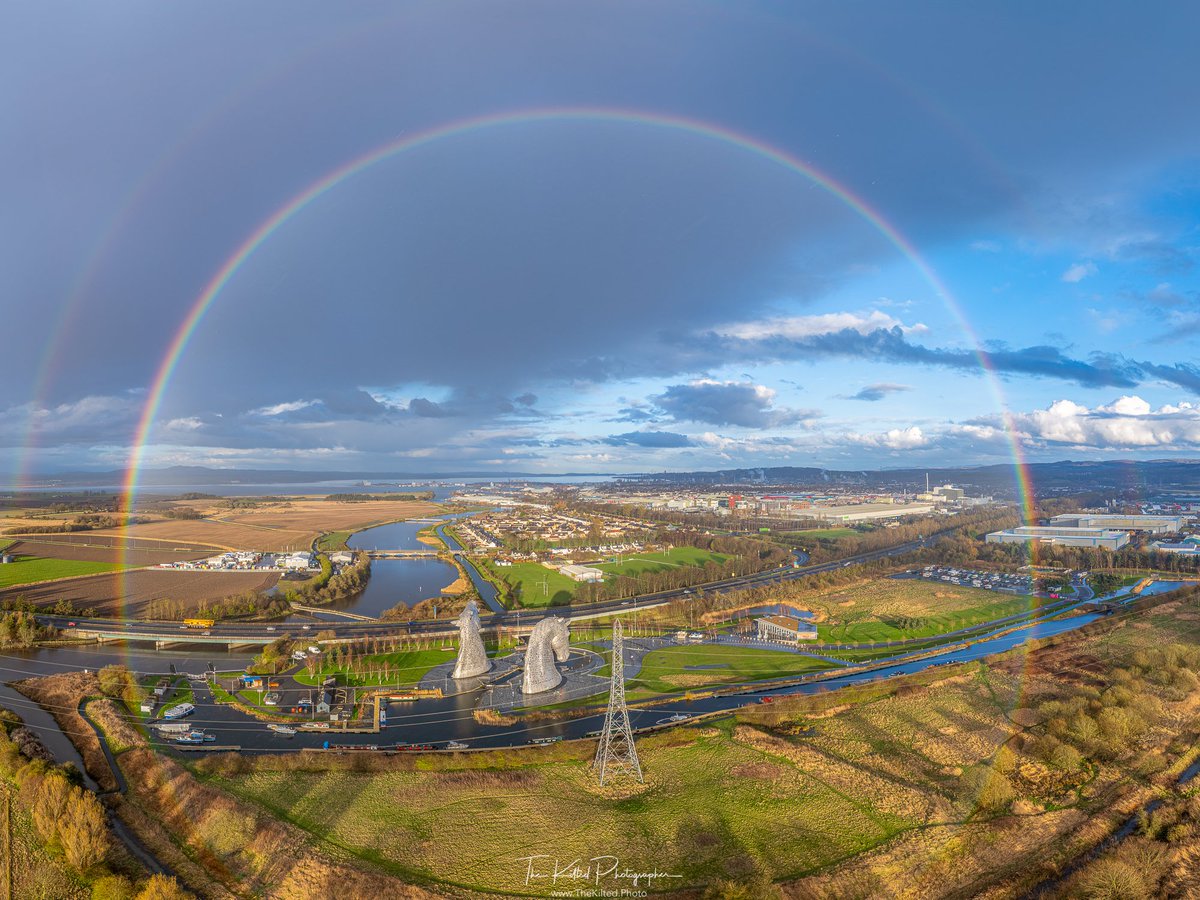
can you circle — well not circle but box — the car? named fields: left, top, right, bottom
left=67, top=621, right=76, bottom=627
left=179, top=624, right=188, bottom=630
left=302, top=625, right=311, bottom=631
left=203, top=630, right=212, bottom=636
left=266, top=626, right=276, bottom=632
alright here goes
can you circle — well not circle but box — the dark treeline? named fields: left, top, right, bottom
left=794, top=507, right=1021, bottom=564
left=144, top=589, right=292, bottom=622
left=280, top=552, right=371, bottom=606
left=5, top=513, right=151, bottom=535
left=562, top=534, right=790, bottom=606
left=0, top=610, right=57, bottom=646
left=572, top=499, right=826, bottom=534
left=977, top=540, right=1200, bottom=576
left=324, top=492, right=435, bottom=502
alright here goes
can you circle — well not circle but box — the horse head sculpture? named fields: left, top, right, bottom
left=451, top=600, right=491, bottom=679
left=522, top=616, right=570, bottom=694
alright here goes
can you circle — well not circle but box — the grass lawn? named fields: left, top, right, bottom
left=606, top=643, right=836, bottom=694
left=592, top=547, right=730, bottom=578
left=317, top=531, right=352, bottom=551
left=0, top=554, right=126, bottom=589
left=479, top=559, right=580, bottom=607
left=293, top=647, right=455, bottom=686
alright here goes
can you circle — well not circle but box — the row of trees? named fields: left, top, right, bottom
left=5, top=513, right=150, bottom=535
left=0, top=708, right=188, bottom=899
left=0, top=610, right=57, bottom=647
left=324, top=492, right=434, bottom=502
left=977, top=539, right=1200, bottom=575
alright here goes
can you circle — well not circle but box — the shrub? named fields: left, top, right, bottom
left=92, top=874, right=136, bottom=900
left=134, top=874, right=193, bottom=900
left=61, top=789, right=110, bottom=870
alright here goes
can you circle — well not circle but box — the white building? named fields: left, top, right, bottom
left=282, top=553, right=315, bottom=571
left=1049, top=513, right=1186, bottom=534
left=558, top=563, right=605, bottom=583
left=986, top=526, right=1130, bottom=551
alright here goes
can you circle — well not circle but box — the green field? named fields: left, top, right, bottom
left=0, top=554, right=125, bottom=589
left=593, top=547, right=730, bottom=578
left=816, top=594, right=1043, bottom=644
left=619, top=643, right=835, bottom=695
left=316, top=531, right=352, bottom=551
left=478, top=560, right=581, bottom=607
left=294, top=647, right=457, bottom=686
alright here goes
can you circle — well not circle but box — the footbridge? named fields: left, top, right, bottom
left=291, top=605, right=377, bottom=621
left=365, top=549, right=440, bottom=558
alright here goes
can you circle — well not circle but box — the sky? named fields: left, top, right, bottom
left=3, top=1, right=1200, bottom=478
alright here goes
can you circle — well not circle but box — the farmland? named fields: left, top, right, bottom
left=5, top=536, right=214, bottom=566
left=0, top=554, right=126, bottom=589
left=80, top=496, right=442, bottom=551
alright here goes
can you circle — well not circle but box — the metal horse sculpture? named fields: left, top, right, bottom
left=452, top=600, right=492, bottom=679
left=522, top=616, right=571, bottom=694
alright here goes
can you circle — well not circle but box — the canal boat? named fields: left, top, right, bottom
left=162, top=702, right=195, bottom=719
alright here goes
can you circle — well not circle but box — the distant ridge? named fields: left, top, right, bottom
left=9, top=459, right=1200, bottom=497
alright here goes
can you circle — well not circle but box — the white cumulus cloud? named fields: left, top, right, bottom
left=716, top=309, right=928, bottom=341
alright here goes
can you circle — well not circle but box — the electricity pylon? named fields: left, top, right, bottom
left=593, top=617, right=642, bottom=785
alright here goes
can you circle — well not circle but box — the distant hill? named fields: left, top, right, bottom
left=12, top=459, right=1200, bottom=499
left=617, top=460, right=1200, bottom=498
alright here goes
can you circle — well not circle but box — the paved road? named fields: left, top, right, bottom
left=36, top=534, right=942, bottom=644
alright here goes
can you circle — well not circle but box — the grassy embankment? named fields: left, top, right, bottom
left=600, top=642, right=837, bottom=696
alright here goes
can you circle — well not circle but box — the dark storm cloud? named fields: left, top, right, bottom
left=651, top=381, right=812, bottom=428
left=693, top=327, right=1147, bottom=390
left=1138, top=363, right=1200, bottom=393
left=609, top=406, right=660, bottom=424
left=845, top=383, right=912, bottom=402
left=5, top=2, right=1200, bottom=470
left=603, top=431, right=694, bottom=449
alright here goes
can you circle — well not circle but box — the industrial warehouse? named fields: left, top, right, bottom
left=986, top=513, right=1191, bottom=550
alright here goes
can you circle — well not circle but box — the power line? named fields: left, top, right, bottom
left=592, top=618, right=642, bottom=786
